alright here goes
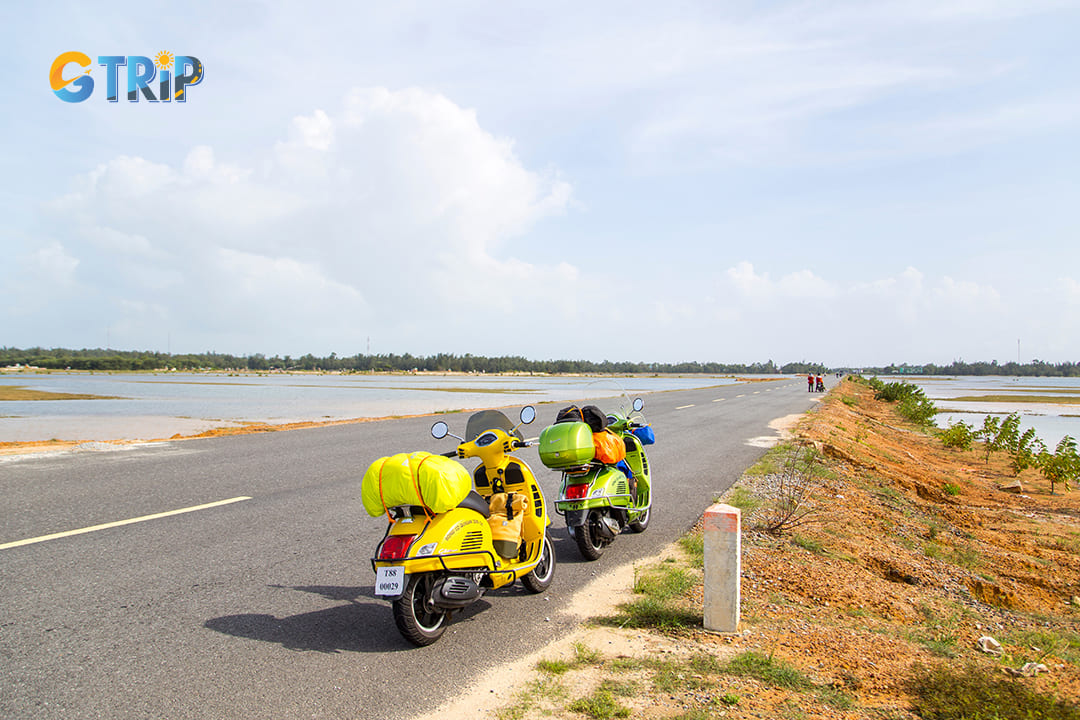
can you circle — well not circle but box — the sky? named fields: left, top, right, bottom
left=3, top=1, right=1079, bottom=367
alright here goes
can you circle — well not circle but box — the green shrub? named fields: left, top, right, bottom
left=873, top=379, right=924, bottom=404
left=568, top=689, right=630, bottom=719
left=725, top=651, right=812, bottom=690
left=1040, top=435, right=1080, bottom=494
left=633, top=564, right=695, bottom=601
left=908, top=663, right=1080, bottom=720
left=724, top=486, right=762, bottom=516
left=792, top=534, right=825, bottom=553
left=678, top=529, right=705, bottom=565
left=977, top=415, right=1004, bottom=462
left=536, top=659, right=573, bottom=674
left=601, top=597, right=700, bottom=631
left=872, top=380, right=938, bottom=426
left=898, top=393, right=938, bottom=426
left=996, top=413, right=1021, bottom=453
left=940, top=421, right=975, bottom=450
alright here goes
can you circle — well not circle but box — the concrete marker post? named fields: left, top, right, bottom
left=703, top=503, right=741, bottom=633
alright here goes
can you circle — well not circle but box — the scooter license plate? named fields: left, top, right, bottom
left=375, top=566, right=406, bottom=597
left=560, top=501, right=584, bottom=511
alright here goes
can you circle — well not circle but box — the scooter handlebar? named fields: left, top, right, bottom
left=440, top=450, right=458, bottom=458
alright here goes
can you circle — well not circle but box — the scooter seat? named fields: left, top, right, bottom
left=457, top=490, right=491, bottom=518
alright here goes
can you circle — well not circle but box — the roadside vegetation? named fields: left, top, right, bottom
left=861, top=376, right=1080, bottom=495
left=485, top=378, right=1080, bottom=720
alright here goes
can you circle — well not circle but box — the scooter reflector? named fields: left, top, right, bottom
left=378, top=534, right=417, bottom=560
left=565, top=483, right=590, bottom=500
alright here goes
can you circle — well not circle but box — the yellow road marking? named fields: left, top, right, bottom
left=712, top=398, right=725, bottom=402
left=675, top=404, right=695, bottom=410
left=0, top=496, right=253, bottom=551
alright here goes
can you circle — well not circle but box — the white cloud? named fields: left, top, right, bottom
left=933, top=276, right=1001, bottom=309
left=1058, top=278, right=1080, bottom=305
left=726, top=261, right=772, bottom=299
left=291, top=109, right=335, bottom=152
left=691, top=262, right=1027, bottom=365
left=726, top=262, right=836, bottom=300
left=22, top=86, right=575, bottom=355
left=27, top=242, right=79, bottom=286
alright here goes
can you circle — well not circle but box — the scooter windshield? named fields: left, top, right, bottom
left=585, top=379, right=637, bottom=420
left=465, top=409, right=522, bottom=442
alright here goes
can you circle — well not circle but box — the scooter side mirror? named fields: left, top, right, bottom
left=633, top=398, right=644, bottom=412
left=519, top=406, right=536, bottom=425
left=431, top=421, right=449, bottom=439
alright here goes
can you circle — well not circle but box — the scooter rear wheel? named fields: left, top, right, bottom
left=628, top=506, right=650, bottom=533
left=573, top=510, right=608, bottom=560
left=392, top=573, right=447, bottom=646
left=521, top=533, right=555, bottom=593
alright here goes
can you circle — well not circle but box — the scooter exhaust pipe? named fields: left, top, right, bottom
left=597, top=515, right=621, bottom=540
left=431, top=576, right=482, bottom=610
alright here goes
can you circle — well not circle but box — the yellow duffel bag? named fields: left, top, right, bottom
left=362, top=451, right=472, bottom=517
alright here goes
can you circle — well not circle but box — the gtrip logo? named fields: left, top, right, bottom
left=50, top=51, right=204, bottom=103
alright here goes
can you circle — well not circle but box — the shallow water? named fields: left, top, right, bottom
left=900, top=376, right=1080, bottom=447
left=0, top=372, right=741, bottom=442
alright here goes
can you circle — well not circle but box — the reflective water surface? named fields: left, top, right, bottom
left=0, top=372, right=741, bottom=442
left=901, top=376, right=1080, bottom=447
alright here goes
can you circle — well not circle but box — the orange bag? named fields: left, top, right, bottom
left=592, top=430, right=626, bottom=465
left=488, top=492, right=529, bottom=559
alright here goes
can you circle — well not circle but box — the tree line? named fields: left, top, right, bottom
left=851, top=360, right=1080, bottom=377
left=5, top=348, right=1076, bottom=376
left=0, top=347, right=800, bottom=374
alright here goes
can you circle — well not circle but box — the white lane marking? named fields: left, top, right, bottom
left=736, top=394, right=746, bottom=398
left=712, top=398, right=725, bottom=403
left=0, top=496, right=253, bottom=551
left=675, top=404, right=695, bottom=410
left=753, top=391, right=760, bottom=394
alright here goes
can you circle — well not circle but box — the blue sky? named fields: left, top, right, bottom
left=3, top=1, right=1079, bottom=366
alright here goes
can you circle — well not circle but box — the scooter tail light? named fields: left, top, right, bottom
left=565, top=483, right=590, bottom=500
left=378, top=534, right=417, bottom=560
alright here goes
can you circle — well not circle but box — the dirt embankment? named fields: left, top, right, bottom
left=726, top=378, right=1080, bottom=715
left=429, top=379, right=1080, bottom=719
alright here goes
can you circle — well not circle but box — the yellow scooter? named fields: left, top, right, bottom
left=369, top=406, right=555, bottom=646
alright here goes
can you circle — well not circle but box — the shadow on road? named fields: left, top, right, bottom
left=204, top=585, right=491, bottom=653
left=548, top=525, right=633, bottom=565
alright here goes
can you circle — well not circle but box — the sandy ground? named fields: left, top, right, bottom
left=0, top=415, right=408, bottom=457
left=413, top=543, right=706, bottom=720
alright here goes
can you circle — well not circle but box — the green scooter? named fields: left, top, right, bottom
left=538, top=394, right=654, bottom=560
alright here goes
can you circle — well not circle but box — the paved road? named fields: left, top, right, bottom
left=0, top=379, right=821, bottom=719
